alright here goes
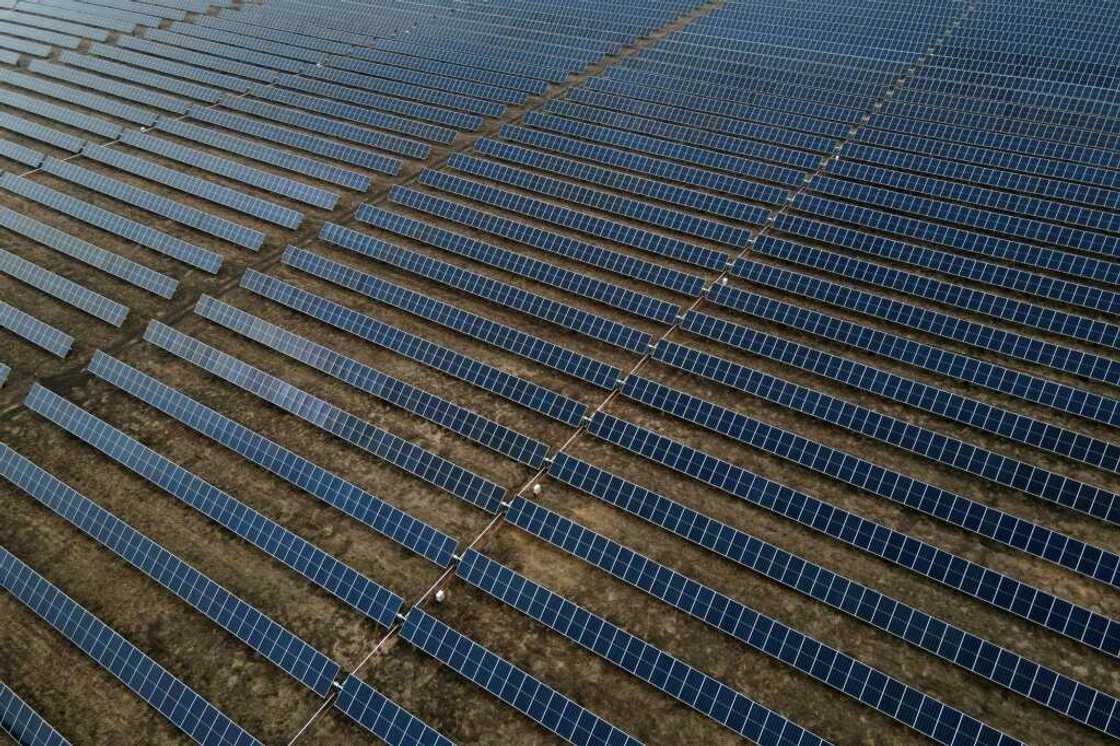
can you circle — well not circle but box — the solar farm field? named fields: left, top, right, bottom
left=0, top=0, right=1117, bottom=744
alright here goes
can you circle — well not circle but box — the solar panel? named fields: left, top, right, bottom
left=342, top=48, right=547, bottom=95
left=320, top=221, right=653, bottom=355
left=586, top=411, right=1120, bottom=653
left=87, top=42, right=250, bottom=93
left=0, top=547, right=262, bottom=746
left=193, top=294, right=550, bottom=469
left=143, top=320, right=508, bottom=515
left=0, top=681, right=71, bottom=746
left=333, top=676, right=454, bottom=746
left=283, top=246, right=624, bottom=391
left=0, top=32, right=49, bottom=55
left=0, top=248, right=128, bottom=327
left=40, top=158, right=266, bottom=252
left=546, top=454, right=1120, bottom=738
left=26, top=60, right=189, bottom=114
left=42, top=0, right=161, bottom=27
left=186, top=106, right=401, bottom=176
left=388, top=185, right=704, bottom=299
left=0, top=137, right=43, bottom=167
left=0, top=88, right=121, bottom=139
left=447, top=152, right=751, bottom=249
left=398, top=608, right=643, bottom=746
left=144, top=28, right=305, bottom=73
left=12, top=2, right=135, bottom=33
left=153, top=118, right=367, bottom=192
left=118, top=129, right=338, bottom=211
left=24, top=383, right=404, bottom=628
left=193, top=15, right=351, bottom=55
left=305, top=66, right=504, bottom=118
left=0, top=9, right=111, bottom=42
left=0, top=443, right=340, bottom=697
left=506, top=497, right=1020, bottom=745
left=476, top=136, right=772, bottom=226
left=0, top=111, right=83, bottom=152
left=0, top=206, right=176, bottom=299
left=0, top=173, right=223, bottom=274
left=357, top=202, right=679, bottom=324
left=2, top=70, right=157, bottom=126
left=166, top=21, right=323, bottom=63
left=323, top=55, right=526, bottom=106
left=701, top=285, right=1120, bottom=429
left=87, top=349, right=458, bottom=568
left=238, top=270, right=588, bottom=426
left=457, top=550, right=827, bottom=746
left=221, top=97, right=430, bottom=160
left=419, top=168, right=729, bottom=271
left=0, top=363, right=8, bottom=388
left=0, top=301, right=72, bottom=358
left=57, top=50, right=224, bottom=104
left=114, top=36, right=277, bottom=83
left=81, top=142, right=304, bottom=230
left=0, top=20, right=79, bottom=47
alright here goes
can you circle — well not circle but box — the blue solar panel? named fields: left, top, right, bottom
left=700, top=286, right=1120, bottom=429
left=0, top=681, right=71, bottom=746
left=41, top=158, right=266, bottom=252
left=324, top=55, right=528, bottom=106
left=0, top=207, right=176, bottom=299
left=27, top=60, right=189, bottom=114
left=357, top=202, right=680, bottom=325
left=399, top=608, right=643, bottom=746
left=86, top=350, right=458, bottom=569
left=0, top=547, right=262, bottom=746
left=305, top=66, right=504, bottom=118
left=193, top=295, right=550, bottom=469
left=419, top=168, right=729, bottom=271
left=320, top=221, right=652, bottom=355
left=341, top=49, right=547, bottom=95
left=457, top=550, right=828, bottom=746
left=238, top=270, right=587, bottom=426
left=0, top=301, right=72, bottom=358
left=546, top=454, right=1120, bottom=738
left=388, top=185, right=704, bottom=299
left=145, top=28, right=304, bottom=72
left=115, top=36, right=277, bottom=83
left=586, top=411, right=1120, bottom=653
left=476, top=136, right=772, bottom=226
left=447, top=152, right=751, bottom=249
left=23, top=383, right=404, bottom=628
left=2, top=70, right=157, bottom=126
left=333, top=676, right=454, bottom=746
left=0, top=9, right=110, bottom=42
left=0, top=174, right=222, bottom=274
left=166, top=21, right=323, bottom=63
left=0, top=88, right=121, bottom=139
left=0, top=137, right=42, bottom=168
left=283, top=246, right=623, bottom=391
left=0, top=248, right=128, bottom=327
left=506, top=497, right=1020, bottom=745
left=82, top=142, right=304, bottom=229
left=143, top=320, right=508, bottom=515
left=57, top=50, right=224, bottom=104
left=0, top=111, right=84, bottom=153
left=0, top=443, right=340, bottom=697
left=14, top=3, right=135, bottom=32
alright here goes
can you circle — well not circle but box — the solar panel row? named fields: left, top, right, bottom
left=0, top=300, right=72, bottom=358
left=0, top=681, right=72, bottom=746
left=0, top=247, right=128, bottom=327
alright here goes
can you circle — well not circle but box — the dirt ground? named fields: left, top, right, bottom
left=1, top=2, right=1118, bottom=745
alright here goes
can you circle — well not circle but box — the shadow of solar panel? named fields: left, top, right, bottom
left=500, top=124, right=788, bottom=207
left=3, top=70, right=158, bottom=126
left=24, top=383, right=404, bottom=628
left=476, top=137, right=771, bottom=227
left=87, top=350, right=458, bottom=568
left=222, top=97, right=430, bottom=160
left=115, top=36, right=278, bottom=83
left=0, top=173, right=223, bottom=273
left=27, top=60, right=189, bottom=114
left=773, top=213, right=1120, bottom=315
left=703, top=283, right=1120, bottom=426
left=754, top=235, right=1120, bottom=349
left=57, top=50, right=224, bottom=104
left=41, top=158, right=265, bottom=252
left=0, top=301, right=72, bottom=358
left=0, top=681, right=71, bottom=746
left=119, top=129, right=337, bottom=210
left=546, top=454, right=1120, bottom=738
left=0, top=547, right=262, bottom=746
left=334, top=676, right=454, bottom=746
left=0, top=8, right=111, bottom=42
left=448, top=152, right=752, bottom=248
left=586, top=411, right=1120, bottom=655
left=0, top=248, right=128, bottom=327
left=284, top=245, right=623, bottom=390
left=0, top=443, right=340, bottom=697
left=507, top=498, right=1021, bottom=746
left=88, top=42, right=251, bottom=93
left=0, top=89, right=121, bottom=139
left=320, top=221, right=652, bottom=355
left=399, top=608, right=643, bottom=746
left=144, top=320, right=508, bottom=515
left=388, top=186, right=703, bottom=300
left=153, top=119, right=366, bottom=192
left=82, top=142, right=304, bottom=229
left=239, top=270, right=587, bottom=426
left=188, top=106, right=401, bottom=175
left=358, top=202, right=679, bottom=324
left=420, top=168, right=729, bottom=271
left=306, top=66, right=504, bottom=118
left=256, top=83, right=459, bottom=144
left=457, top=550, right=828, bottom=746
left=194, top=295, right=550, bottom=469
